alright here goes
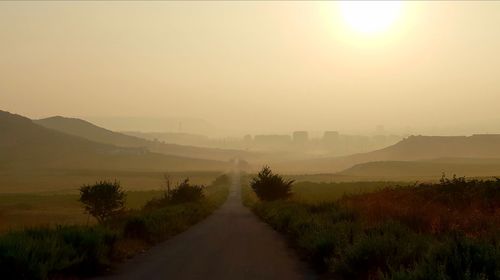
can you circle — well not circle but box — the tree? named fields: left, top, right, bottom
left=79, top=180, right=126, bottom=223
left=251, top=166, right=294, bottom=201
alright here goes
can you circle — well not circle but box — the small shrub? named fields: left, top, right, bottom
left=79, top=181, right=126, bottom=223
left=144, top=178, right=205, bottom=210
left=169, top=179, right=205, bottom=204
left=251, top=166, right=294, bottom=201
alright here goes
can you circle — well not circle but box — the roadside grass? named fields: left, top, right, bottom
left=0, top=175, right=230, bottom=279
left=245, top=178, right=500, bottom=279
left=243, top=179, right=400, bottom=206
left=0, top=225, right=116, bottom=279
left=113, top=178, right=229, bottom=258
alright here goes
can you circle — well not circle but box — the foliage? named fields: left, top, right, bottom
left=144, top=178, right=206, bottom=209
left=79, top=181, right=126, bottom=223
left=169, top=179, right=205, bottom=204
left=251, top=166, right=294, bottom=201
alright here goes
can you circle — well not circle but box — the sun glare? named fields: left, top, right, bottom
left=339, top=1, right=403, bottom=35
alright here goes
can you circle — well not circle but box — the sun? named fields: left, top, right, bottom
left=339, top=1, right=403, bottom=35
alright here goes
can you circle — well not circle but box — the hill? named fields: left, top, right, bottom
left=336, top=158, right=500, bottom=180
left=0, top=110, right=228, bottom=172
left=35, top=116, right=253, bottom=162
left=276, top=135, right=500, bottom=174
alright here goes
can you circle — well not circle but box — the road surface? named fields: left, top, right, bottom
left=98, top=172, right=315, bottom=280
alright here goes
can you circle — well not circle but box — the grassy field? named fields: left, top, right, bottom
left=0, top=168, right=221, bottom=193
left=291, top=181, right=408, bottom=203
left=244, top=176, right=500, bottom=279
left=0, top=170, right=223, bottom=231
left=0, top=174, right=230, bottom=279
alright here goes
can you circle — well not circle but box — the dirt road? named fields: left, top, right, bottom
left=99, top=172, right=314, bottom=280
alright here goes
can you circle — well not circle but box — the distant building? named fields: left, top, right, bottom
left=292, top=131, right=309, bottom=143
left=323, top=131, right=339, bottom=142
left=243, top=134, right=252, bottom=142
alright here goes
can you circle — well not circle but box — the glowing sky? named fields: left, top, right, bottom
left=1, top=1, right=500, bottom=135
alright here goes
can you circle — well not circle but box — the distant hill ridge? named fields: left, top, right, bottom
left=372, top=134, right=500, bottom=160
left=0, top=110, right=228, bottom=171
left=277, top=134, right=500, bottom=174
left=35, top=116, right=254, bottom=161
left=337, top=158, right=500, bottom=180
left=35, top=116, right=149, bottom=148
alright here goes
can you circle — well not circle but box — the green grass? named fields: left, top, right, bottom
left=0, top=175, right=230, bottom=279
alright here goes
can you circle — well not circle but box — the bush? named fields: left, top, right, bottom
left=144, top=178, right=205, bottom=210
left=79, top=181, right=126, bottom=223
left=251, top=166, right=294, bottom=201
left=169, top=179, right=205, bottom=204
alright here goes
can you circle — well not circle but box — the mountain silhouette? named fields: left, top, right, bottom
left=1, top=110, right=228, bottom=172
left=278, top=135, right=500, bottom=174
left=337, top=158, right=500, bottom=180
left=35, top=116, right=253, bottom=161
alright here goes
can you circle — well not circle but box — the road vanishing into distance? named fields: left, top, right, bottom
left=98, top=172, right=315, bottom=280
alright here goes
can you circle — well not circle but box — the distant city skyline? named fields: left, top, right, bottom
left=87, top=115, right=500, bottom=138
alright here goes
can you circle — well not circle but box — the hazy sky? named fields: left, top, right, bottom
left=1, top=1, right=500, bottom=135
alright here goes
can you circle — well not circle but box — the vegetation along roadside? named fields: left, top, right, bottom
left=244, top=167, right=500, bottom=280
left=0, top=174, right=230, bottom=280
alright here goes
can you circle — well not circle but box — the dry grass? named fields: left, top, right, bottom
left=342, top=176, right=500, bottom=237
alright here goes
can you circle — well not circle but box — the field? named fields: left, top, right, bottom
left=0, top=170, right=222, bottom=231
left=0, top=191, right=164, bottom=232
left=0, top=168, right=221, bottom=193
left=244, top=176, right=500, bottom=279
